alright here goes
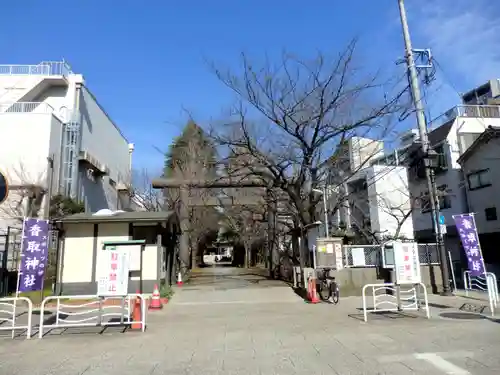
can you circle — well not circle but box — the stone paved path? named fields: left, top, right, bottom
left=1, top=266, right=500, bottom=374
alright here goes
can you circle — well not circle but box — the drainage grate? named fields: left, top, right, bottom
left=459, top=302, right=487, bottom=314
left=440, top=311, right=486, bottom=320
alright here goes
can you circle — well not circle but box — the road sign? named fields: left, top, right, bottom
left=0, top=171, right=8, bottom=204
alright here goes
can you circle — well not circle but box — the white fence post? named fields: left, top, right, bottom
left=361, top=283, right=430, bottom=322
left=0, top=297, right=33, bottom=339
left=39, top=294, right=147, bottom=339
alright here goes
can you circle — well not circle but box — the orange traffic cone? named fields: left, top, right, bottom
left=149, top=284, right=163, bottom=310
left=131, top=290, right=142, bottom=330
left=308, top=275, right=320, bottom=304
left=176, top=271, right=183, bottom=286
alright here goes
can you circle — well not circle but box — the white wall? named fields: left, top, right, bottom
left=61, top=222, right=159, bottom=287
left=0, top=75, right=46, bottom=103
left=367, top=165, right=414, bottom=239
left=0, top=113, right=62, bottom=229
left=61, top=223, right=95, bottom=283
left=79, top=87, right=130, bottom=212
left=461, top=137, right=500, bottom=234
left=348, top=137, right=384, bottom=172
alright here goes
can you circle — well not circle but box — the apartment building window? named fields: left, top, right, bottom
left=467, top=169, right=491, bottom=190
left=437, top=185, right=451, bottom=210
left=420, top=185, right=451, bottom=213
left=434, top=144, right=447, bottom=171
left=485, top=207, right=497, bottom=221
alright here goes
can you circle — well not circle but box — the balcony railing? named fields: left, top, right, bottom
left=429, top=105, right=500, bottom=129
left=0, top=102, right=55, bottom=114
left=0, top=61, right=72, bottom=76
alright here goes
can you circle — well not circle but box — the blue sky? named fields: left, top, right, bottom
left=1, top=1, right=499, bottom=176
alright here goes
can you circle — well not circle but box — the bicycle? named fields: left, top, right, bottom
left=316, top=267, right=340, bottom=304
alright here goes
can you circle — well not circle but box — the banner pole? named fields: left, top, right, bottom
left=12, top=217, right=27, bottom=339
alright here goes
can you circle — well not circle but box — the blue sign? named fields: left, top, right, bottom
left=439, top=214, right=445, bottom=225
left=0, top=171, right=8, bottom=204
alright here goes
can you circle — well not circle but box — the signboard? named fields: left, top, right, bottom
left=334, top=243, right=343, bottom=270
left=318, top=245, right=327, bottom=253
left=97, top=249, right=130, bottom=297
left=122, top=244, right=142, bottom=271
left=326, top=243, right=334, bottom=254
left=438, top=214, right=447, bottom=234
left=17, top=218, right=50, bottom=292
left=351, top=248, right=366, bottom=267
left=453, top=213, right=485, bottom=277
left=393, top=241, right=421, bottom=284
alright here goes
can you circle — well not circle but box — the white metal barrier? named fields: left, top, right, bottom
left=38, top=294, right=147, bottom=339
left=362, top=283, right=430, bottom=322
left=0, top=297, right=33, bottom=339
left=463, top=271, right=499, bottom=316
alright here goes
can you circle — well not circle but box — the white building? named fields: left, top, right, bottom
left=324, top=137, right=415, bottom=242
left=324, top=79, right=500, bottom=248
left=457, top=126, right=500, bottom=265
left=0, top=60, right=134, bottom=228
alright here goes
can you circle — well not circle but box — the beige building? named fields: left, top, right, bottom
left=54, top=211, right=179, bottom=295
left=457, top=126, right=500, bottom=265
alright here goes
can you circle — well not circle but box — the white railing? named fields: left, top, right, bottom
left=429, top=105, right=500, bottom=129
left=0, top=102, right=54, bottom=114
left=362, top=282, right=430, bottom=322
left=38, top=294, right=147, bottom=338
left=463, top=271, right=498, bottom=316
left=0, top=61, right=72, bottom=76
left=0, top=297, right=33, bottom=339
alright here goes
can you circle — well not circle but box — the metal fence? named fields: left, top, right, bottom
left=343, top=243, right=440, bottom=268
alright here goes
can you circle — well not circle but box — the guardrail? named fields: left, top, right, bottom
left=0, top=297, right=33, bottom=339
left=463, top=271, right=498, bottom=315
left=0, top=61, right=72, bottom=76
left=38, top=294, right=147, bottom=338
left=361, top=282, right=430, bottom=322
left=0, top=102, right=55, bottom=114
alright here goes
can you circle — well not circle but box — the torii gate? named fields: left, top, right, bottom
left=151, top=177, right=278, bottom=280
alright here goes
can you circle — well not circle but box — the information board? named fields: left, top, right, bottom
left=393, top=241, right=421, bottom=284
left=97, top=249, right=130, bottom=297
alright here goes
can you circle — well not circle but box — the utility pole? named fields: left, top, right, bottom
left=397, top=0, right=451, bottom=295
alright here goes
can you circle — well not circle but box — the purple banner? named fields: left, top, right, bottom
left=453, top=213, right=484, bottom=277
left=18, top=218, right=50, bottom=292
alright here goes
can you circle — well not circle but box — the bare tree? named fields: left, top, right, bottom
left=208, top=40, right=408, bottom=266
left=131, top=168, right=163, bottom=211
left=0, top=162, right=48, bottom=223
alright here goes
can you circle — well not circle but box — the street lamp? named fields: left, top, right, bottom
left=312, top=188, right=330, bottom=238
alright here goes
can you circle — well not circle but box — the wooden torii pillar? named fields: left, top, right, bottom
left=151, top=178, right=277, bottom=278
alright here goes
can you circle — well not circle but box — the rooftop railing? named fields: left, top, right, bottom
left=0, top=61, right=72, bottom=76
left=0, top=102, right=55, bottom=114
left=429, top=104, right=500, bottom=129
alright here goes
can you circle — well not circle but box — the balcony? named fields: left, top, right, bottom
left=0, top=102, right=54, bottom=114
left=429, top=105, right=500, bottom=129
left=0, top=61, right=72, bottom=76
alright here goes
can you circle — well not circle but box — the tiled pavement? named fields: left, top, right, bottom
left=1, top=267, right=500, bottom=374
